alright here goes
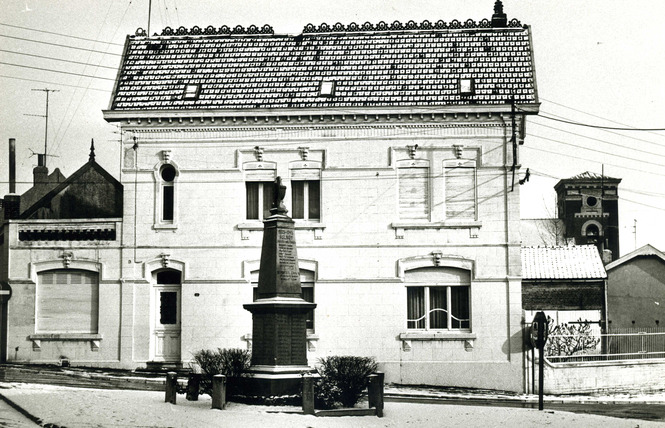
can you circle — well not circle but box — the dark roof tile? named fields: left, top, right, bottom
left=110, top=23, right=537, bottom=111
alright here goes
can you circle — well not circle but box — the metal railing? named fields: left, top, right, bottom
left=545, top=328, right=665, bottom=363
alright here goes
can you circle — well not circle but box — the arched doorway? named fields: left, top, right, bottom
left=151, top=269, right=181, bottom=363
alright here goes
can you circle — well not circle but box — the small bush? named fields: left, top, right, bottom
left=545, top=317, right=600, bottom=357
left=191, top=348, right=251, bottom=396
left=315, top=355, right=378, bottom=409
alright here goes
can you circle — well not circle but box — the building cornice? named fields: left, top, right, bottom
left=103, top=104, right=540, bottom=125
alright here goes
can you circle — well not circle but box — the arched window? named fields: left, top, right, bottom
left=586, top=224, right=600, bottom=237
left=160, top=164, right=177, bottom=223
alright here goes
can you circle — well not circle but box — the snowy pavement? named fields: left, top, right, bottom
left=1, top=382, right=665, bottom=428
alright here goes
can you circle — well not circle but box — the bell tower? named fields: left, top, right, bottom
left=554, top=172, right=621, bottom=261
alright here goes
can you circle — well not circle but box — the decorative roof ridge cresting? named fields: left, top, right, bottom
left=302, top=18, right=523, bottom=34
left=133, top=24, right=275, bottom=37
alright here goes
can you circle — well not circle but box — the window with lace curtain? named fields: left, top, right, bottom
left=290, top=164, right=321, bottom=222
left=405, top=267, right=470, bottom=331
left=244, top=162, right=276, bottom=220
left=246, top=181, right=275, bottom=220
left=291, top=180, right=320, bottom=221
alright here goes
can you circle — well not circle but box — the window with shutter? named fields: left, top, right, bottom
left=445, top=160, right=476, bottom=220
left=37, top=270, right=99, bottom=334
left=398, top=160, right=430, bottom=221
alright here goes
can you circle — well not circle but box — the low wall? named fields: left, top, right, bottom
left=542, top=358, right=665, bottom=394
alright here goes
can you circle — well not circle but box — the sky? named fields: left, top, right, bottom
left=1, top=0, right=664, bottom=256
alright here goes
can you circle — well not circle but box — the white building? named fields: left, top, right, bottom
left=3, top=2, right=540, bottom=392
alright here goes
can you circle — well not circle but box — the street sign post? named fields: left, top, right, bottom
left=531, top=311, right=549, bottom=411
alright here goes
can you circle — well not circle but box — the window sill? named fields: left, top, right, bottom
left=399, top=332, right=476, bottom=341
left=29, top=333, right=102, bottom=352
left=400, top=331, right=476, bottom=352
left=153, top=223, right=178, bottom=231
left=391, top=221, right=481, bottom=239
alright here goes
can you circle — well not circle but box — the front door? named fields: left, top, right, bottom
left=151, top=271, right=181, bottom=362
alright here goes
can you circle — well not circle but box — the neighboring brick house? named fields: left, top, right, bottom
left=5, top=2, right=540, bottom=391
left=554, top=171, right=621, bottom=262
left=606, top=244, right=665, bottom=330
left=522, top=245, right=607, bottom=332
left=0, top=142, right=123, bottom=362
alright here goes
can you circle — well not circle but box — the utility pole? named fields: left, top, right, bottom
left=30, top=88, right=59, bottom=167
left=634, top=219, right=637, bottom=250
left=509, top=95, right=517, bottom=191
left=148, top=0, right=152, bottom=35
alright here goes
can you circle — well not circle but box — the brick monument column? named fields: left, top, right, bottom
left=243, top=177, right=317, bottom=396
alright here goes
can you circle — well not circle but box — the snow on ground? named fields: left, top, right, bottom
left=1, top=383, right=664, bottom=428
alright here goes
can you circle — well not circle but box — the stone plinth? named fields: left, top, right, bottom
left=243, top=212, right=316, bottom=396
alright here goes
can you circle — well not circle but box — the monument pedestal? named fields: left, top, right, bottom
left=243, top=206, right=316, bottom=397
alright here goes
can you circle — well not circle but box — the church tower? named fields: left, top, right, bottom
left=554, top=172, right=621, bottom=261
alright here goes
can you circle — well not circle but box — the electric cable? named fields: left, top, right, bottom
left=0, top=22, right=125, bottom=46
left=0, top=49, right=119, bottom=70
left=0, top=33, right=122, bottom=56
left=0, top=61, right=117, bottom=81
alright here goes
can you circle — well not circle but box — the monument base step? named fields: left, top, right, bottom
left=239, top=365, right=316, bottom=397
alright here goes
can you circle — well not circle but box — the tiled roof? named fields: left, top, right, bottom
left=522, top=246, right=607, bottom=280
left=567, top=171, right=619, bottom=181
left=606, top=244, right=665, bottom=271
left=109, top=19, right=537, bottom=111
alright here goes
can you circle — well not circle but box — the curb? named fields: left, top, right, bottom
left=0, top=391, right=44, bottom=427
left=384, top=392, right=665, bottom=406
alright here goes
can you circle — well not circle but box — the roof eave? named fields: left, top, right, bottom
left=103, top=103, right=540, bottom=122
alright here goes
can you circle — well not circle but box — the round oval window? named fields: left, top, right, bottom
left=586, top=196, right=597, bottom=207
left=161, top=164, right=176, bottom=182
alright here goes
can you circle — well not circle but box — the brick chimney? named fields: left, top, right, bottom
left=492, top=0, right=508, bottom=27
left=8, top=138, right=16, bottom=194
left=33, top=154, right=48, bottom=187
left=3, top=195, right=20, bottom=220
left=602, top=249, right=613, bottom=265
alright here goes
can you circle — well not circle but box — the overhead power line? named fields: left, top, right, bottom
left=0, top=61, right=116, bottom=81
left=0, top=49, right=119, bottom=70
left=0, top=74, right=111, bottom=92
left=0, top=34, right=122, bottom=56
left=522, top=144, right=663, bottom=178
left=534, top=108, right=665, bottom=151
left=526, top=132, right=665, bottom=169
left=541, top=97, right=665, bottom=135
left=51, top=0, right=131, bottom=157
left=529, top=120, right=665, bottom=161
left=0, top=22, right=125, bottom=46
left=526, top=109, right=665, bottom=131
